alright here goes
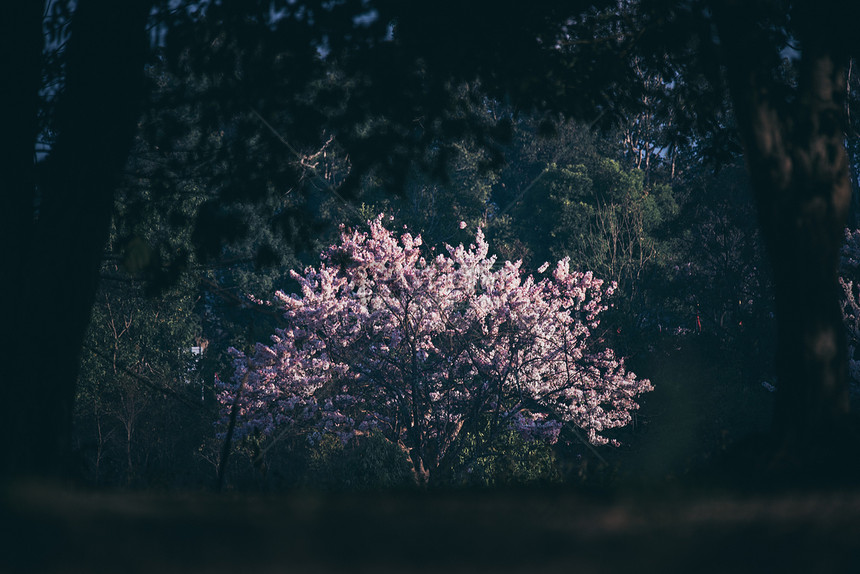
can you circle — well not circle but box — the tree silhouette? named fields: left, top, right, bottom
left=1, top=0, right=153, bottom=478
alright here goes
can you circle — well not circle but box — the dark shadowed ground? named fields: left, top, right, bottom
left=3, top=481, right=860, bottom=573
left=4, top=334, right=854, bottom=573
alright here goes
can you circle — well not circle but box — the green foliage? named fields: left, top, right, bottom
left=74, top=264, right=209, bottom=486
left=659, top=160, right=773, bottom=345
left=304, top=433, right=415, bottom=491
left=519, top=158, right=677, bottom=287
left=300, top=425, right=561, bottom=490
left=318, top=95, right=500, bottom=248
left=72, top=94, right=311, bottom=485
left=489, top=122, right=680, bottom=335
left=446, top=426, right=561, bottom=488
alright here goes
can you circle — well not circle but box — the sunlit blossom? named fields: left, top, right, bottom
left=217, top=215, right=652, bottom=480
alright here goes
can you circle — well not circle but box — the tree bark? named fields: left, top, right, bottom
left=0, top=0, right=151, bottom=479
left=715, top=3, right=854, bottom=458
left=0, top=2, right=42, bottom=279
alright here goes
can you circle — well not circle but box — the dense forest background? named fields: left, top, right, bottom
left=73, top=100, right=776, bottom=490
left=4, top=0, right=860, bottom=493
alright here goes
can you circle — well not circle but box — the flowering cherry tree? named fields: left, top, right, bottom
left=218, top=216, right=652, bottom=484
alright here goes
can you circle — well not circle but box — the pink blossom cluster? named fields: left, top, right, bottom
left=218, top=215, right=652, bottom=480
left=840, top=229, right=860, bottom=389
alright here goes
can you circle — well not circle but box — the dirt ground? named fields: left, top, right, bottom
left=3, top=481, right=860, bottom=573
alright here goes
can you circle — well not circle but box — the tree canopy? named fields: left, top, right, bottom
left=219, top=217, right=651, bottom=484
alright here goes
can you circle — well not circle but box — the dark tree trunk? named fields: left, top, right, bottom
left=0, top=0, right=151, bottom=480
left=0, top=0, right=50, bottom=480
left=0, top=2, right=42, bottom=273
left=716, top=3, right=854, bottom=461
